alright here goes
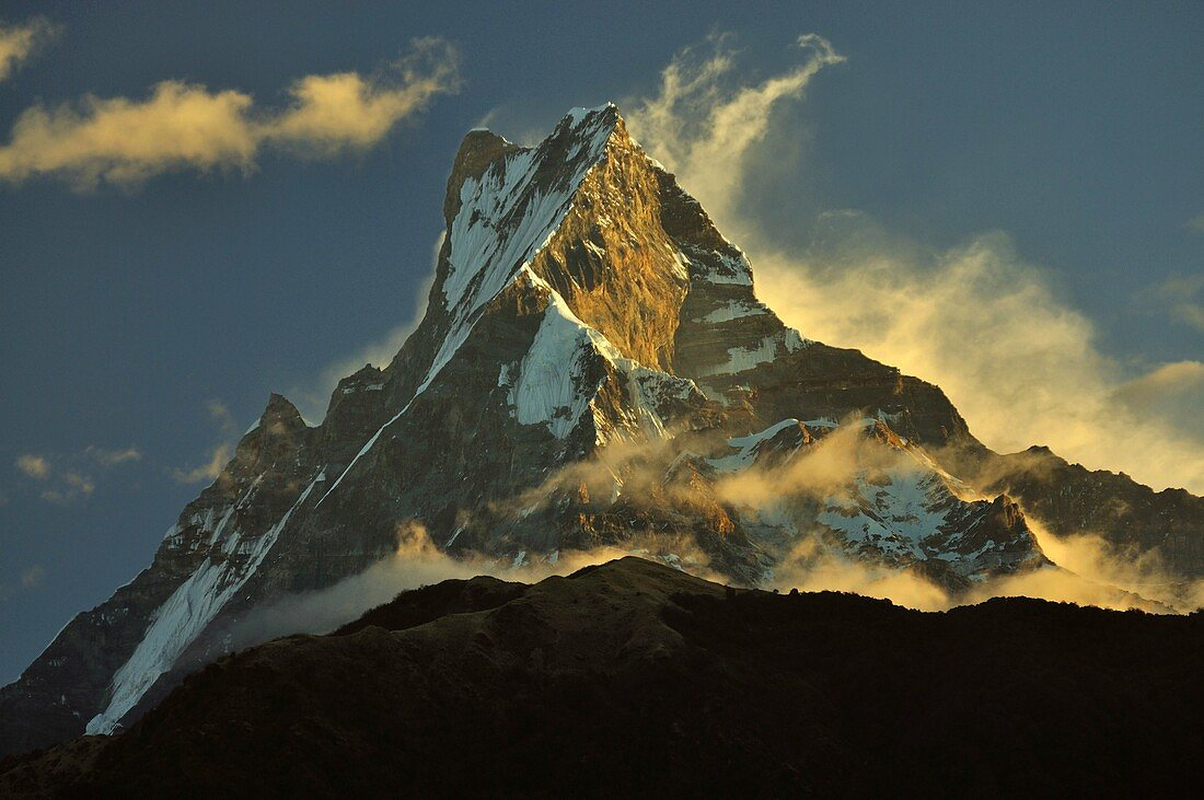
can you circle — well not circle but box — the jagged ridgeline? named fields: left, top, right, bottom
left=3, top=104, right=1202, bottom=757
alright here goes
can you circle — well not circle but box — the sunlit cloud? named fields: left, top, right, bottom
left=1112, top=360, right=1204, bottom=425
left=0, top=37, right=461, bottom=189
left=14, top=454, right=49, bottom=480
left=628, top=32, right=843, bottom=229
left=14, top=446, right=141, bottom=502
left=40, top=471, right=95, bottom=505
left=0, top=564, right=47, bottom=602
left=228, top=520, right=722, bottom=649
left=84, top=445, right=143, bottom=466
left=1138, top=274, right=1204, bottom=333
left=0, top=16, right=58, bottom=84
left=172, top=442, right=233, bottom=485
left=205, top=398, right=236, bottom=433
left=169, top=398, right=243, bottom=484
left=626, top=32, right=1204, bottom=494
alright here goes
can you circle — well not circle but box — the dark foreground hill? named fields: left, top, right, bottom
left=2, top=557, right=1200, bottom=797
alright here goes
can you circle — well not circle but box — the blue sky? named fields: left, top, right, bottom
left=1, top=1, right=1201, bottom=681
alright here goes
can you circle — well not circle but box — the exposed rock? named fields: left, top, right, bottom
left=2, top=103, right=1200, bottom=758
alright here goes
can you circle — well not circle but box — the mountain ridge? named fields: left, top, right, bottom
left=3, top=557, right=1200, bottom=796
left=2, top=102, right=1201, bottom=758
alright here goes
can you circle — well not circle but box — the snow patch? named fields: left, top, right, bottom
left=506, top=270, right=699, bottom=443
left=318, top=108, right=618, bottom=506
left=85, top=474, right=322, bottom=735
left=710, top=418, right=802, bottom=473
left=690, top=249, right=754, bottom=287
left=509, top=288, right=616, bottom=439
left=703, top=329, right=810, bottom=376
left=694, top=299, right=769, bottom=325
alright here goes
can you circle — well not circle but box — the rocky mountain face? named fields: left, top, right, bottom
left=2, top=559, right=1200, bottom=797
left=2, top=104, right=1201, bottom=758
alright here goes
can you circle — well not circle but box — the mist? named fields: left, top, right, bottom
left=625, top=32, right=1204, bottom=495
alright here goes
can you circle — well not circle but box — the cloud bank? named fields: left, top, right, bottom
left=0, top=37, right=461, bottom=189
left=228, top=521, right=695, bottom=648
left=626, top=32, right=1204, bottom=494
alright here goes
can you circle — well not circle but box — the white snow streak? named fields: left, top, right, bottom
left=86, top=475, right=321, bottom=735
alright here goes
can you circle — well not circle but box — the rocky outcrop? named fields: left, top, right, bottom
left=964, top=445, right=1204, bottom=578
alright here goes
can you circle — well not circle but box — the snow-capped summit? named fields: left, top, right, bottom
left=3, top=104, right=1202, bottom=756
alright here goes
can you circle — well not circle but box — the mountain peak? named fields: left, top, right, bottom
left=446, top=104, right=623, bottom=224
left=5, top=99, right=1200, bottom=761
left=257, top=392, right=307, bottom=433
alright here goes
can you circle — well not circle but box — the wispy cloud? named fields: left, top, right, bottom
left=84, top=445, right=143, bottom=466
left=0, top=564, right=47, bottom=602
left=172, top=442, right=233, bottom=485
left=171, top=398, right=241, bottom=484
left=0, top=16, right=58, bottom=84
left=20, top=564, right=45, bottom=589
left=13, top=445, right=142, bottom=503
left=205, top=398, right=237, bottom=433
left=626, top=32, right=1204, bottom=494
left=628, top=32, right=843, bottom=229
left=14, top=454, right=49, bottom=480
left=1138, top=274, right=1204, bottom=333
left=0, top=37, right=461, bottom=189
left=40, top=471, right=95, bottom=505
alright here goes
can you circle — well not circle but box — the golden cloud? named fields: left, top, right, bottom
left=0, top=16, right=58, bottom=84
left=0, top=37, right=461, bottom=189
left=627, top=32, right=1204, bottom=494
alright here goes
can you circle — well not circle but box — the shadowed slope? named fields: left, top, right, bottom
left=2, top=558, right=1199, bottom=797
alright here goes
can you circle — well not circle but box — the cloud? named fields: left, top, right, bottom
left=269, top=38, right=461, bottom=157
left=1138, top=274, right=1204, bottom=333
left=0, top=16, right=58, bottom=84
left=715, top=421, right=873, bottom=511
left=628, top=32, right=843, bottom=229
left=1186, top=213, right=1204, bottom=233
left=205, top=398, right=237, bottom=433
left=771, top=541, right=953, bottom=612
left=754, top=233, right=1204, bottom=492
left=227, top=520, right=705, bottom=649
left=626, top=32, right=1204, bottom=494
left=168, top=398, right=240, bottom=484
left=15, top=454, right=50, bottom=480
left=0, top=37, right=460, bottom=189
left=0, top=564, right=47, bottom=602
left=63, top=472, right=95, bottom=493
left=14, top=446, right=140, bottom=502
left=1111, top=361, right=1204, bottom=428
left=39, top=471, right=95, bottom=505
left=85, top=445, right=143, bottom=466
left=233, top=514, right=1197, bottom=655
left=988, top=521, right=1204, bottom=612
left=20, top=565, right=45, bottom=590
left=172, top=443, right=232, bottom=485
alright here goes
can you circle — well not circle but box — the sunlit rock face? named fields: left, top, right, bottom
left=3, top=103, right=1200, bottom=757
